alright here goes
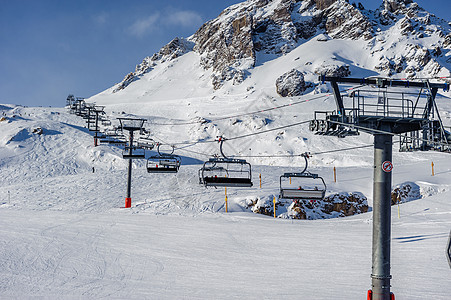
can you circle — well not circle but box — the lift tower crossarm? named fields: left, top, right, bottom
left=319, top=75, right=449, bottom=90
left=330, top=80, right=345, bottom=116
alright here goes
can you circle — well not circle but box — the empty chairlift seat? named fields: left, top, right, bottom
left=146, top=144, right=181, bottom=173
left=279, top=172, right=326, bottom=200
left=200, top=158, right=253, bottom=188
left=147, top=155, right=181, bottom=173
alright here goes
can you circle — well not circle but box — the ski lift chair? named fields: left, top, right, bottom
left=279, top=172, right=326, bottom=200
left=199, top=137, right=253, bottom=188
left=146, top=144, right=181, bottom=173
left=279, top=153, right=326, bottom=200
left=137, top=134, right=156, bottom=150
left=101, top=119, right=112, bottom=126
left=100, top=134, right=126, bottom=145
left=200, top=158, right=253, bottom=187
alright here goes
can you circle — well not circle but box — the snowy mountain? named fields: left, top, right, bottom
left=107, top=0, right=451, bottom=98
left=87, top=0, right=451, bottom=171
left=1, top=0, right=451, bottom=298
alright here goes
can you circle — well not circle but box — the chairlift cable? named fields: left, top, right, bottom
left=146, top=94, right=331, bottom=126
left=147, top=84, right=372, bottom=127
left=148, top=83, right=371, bottom=127
left=226, top=120, right=312, bottom=141
left=173, top=137, right=375, bottom=160
left=156, top=120, right=313, bottom=148
left=311, top=144, right=374, bottom=155
left=226, top=143, right=374, bottom=158
left=173, top=146, right=211, bottom=157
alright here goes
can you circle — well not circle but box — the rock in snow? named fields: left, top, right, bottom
left=276, top=69, right=307, bottom=97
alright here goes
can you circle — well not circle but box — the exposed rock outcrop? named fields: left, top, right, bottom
left=320, top=0, right=374, bottom=40
left=276, top=69, right=307, bottom=97
left=191, top=6, right=257, bottom=90
left=246, top=191, right=368, bottom=220
left=391, top=182, right=421, bottom=205
left=314, top=63, right=351, bottom=77
left=287, top=192, right=369, bottom=219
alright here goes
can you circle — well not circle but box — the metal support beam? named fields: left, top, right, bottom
left=371, top=133, right=393, bottom=300
left=319, top=75, right=449, bottom=90
left=330, top=80, right=345, bottom=116
left=94, top=112, right=99, bottom=147
left=117, top=118, right=146, bottom=208
left=422, top=88, right=438, bottom=150
left=447, top=230, right=451, bottom=268
left=125, top=130, right=134, bottom=208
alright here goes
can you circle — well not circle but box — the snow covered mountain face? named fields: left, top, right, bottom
left=111, top=0, right=451, bottom=96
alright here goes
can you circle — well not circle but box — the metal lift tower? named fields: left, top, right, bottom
left=310, top=76, right=449, bottom=300
left=118, top=118, right=146, bottom=208
left=91, top=106, right=106, bottom=147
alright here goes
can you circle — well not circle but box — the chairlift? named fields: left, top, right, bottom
left=147, top=143, right=181, bottom=173
left=137, top=135, right=156, bottom=150
left=100, top=128, right=126, bottom=144
left=279, top=153, right=326, bottom=200
left=122, top=146, right=145, bottom=159
left=96, top=132, right=107, bottom=139
left=104, top=127, right=120, bottom=136
left=100, top=118, right=111, bottom=126
left=199, top=137, right=253, bottom=188
left=104, top=139, right=126, bottom=146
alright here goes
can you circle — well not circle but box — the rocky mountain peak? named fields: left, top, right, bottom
left=112, top=0, right=450, bottom=96
left=383, top=0, right=413, bottom=13
left=315, top=0, right=337, bottom=10
left=190, top=0, right=374, bottom=89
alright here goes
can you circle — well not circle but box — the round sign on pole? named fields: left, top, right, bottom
left=382, top=161, right=393, bottom=173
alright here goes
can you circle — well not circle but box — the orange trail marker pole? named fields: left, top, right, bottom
left=334, top=166, right=337, bottom=183
left=225, top=187, right=228, bottom=213
left=273, top=196, right=277, bottom=218
left=289, top=177, right=291, bottom=185
left=431, top=161, right=434, bottom=176
left=259, top=173, right=262, bottom=188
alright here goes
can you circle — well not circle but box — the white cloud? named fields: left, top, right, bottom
left=93, top=12, right=109, bottom=25
left=166, top=10, right=203, bottom=28
left=127, top=10, right=203, bottom=38
left=129, top=13, right=161, bottom=37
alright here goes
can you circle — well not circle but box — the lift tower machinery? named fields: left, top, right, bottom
left=310, top=76, right=449, bottom=300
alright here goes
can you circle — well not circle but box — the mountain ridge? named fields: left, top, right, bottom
left=99, top=0, right=450, bottom=100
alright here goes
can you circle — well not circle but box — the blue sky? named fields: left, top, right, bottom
left=0, top=0, right=449, bottom=107
left=0, top=0, right=242, bottom=107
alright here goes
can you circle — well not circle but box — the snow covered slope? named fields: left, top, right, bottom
left=1, top=99, right=450, bottom=298
left=1, top=0, right=451, bottom=298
